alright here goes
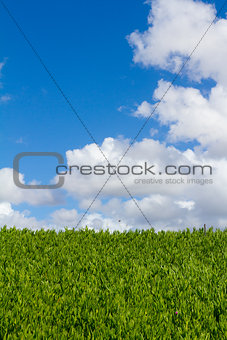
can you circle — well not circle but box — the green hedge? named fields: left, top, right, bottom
left=0, top=226, right=226, bottom=339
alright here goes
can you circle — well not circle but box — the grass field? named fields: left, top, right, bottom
left=0, top=226, right=226, bottom=339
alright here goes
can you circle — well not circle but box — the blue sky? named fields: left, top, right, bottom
left=0, top=0, right=163, bottom=222
left=1, top=0, right=158, bottom=154
left=1, top=0, right=227, bottom=230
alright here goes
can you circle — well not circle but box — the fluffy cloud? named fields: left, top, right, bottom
left=0, top=168, right=64, bottom=206
left=49, top=187, right=227, bottom=231
left=0, top=202, right=130, bottom=232
left=62, top=137, right=199, bottom=199
left=50, top=207, right=129, bottom=232
left=175, top=200, right=195, bottom=211
left=51, top=208, right=79, bottom=226
left=48, top=136, right=226, bottom=229
left=137, top=80, right=227, bottom=157
left=150, top=128, right=158, bottom=137
left=0, top=202, right=44, bottom=229
left=121, top=0, right=227, bottom=229
left=1, top=131, right=227, bottom=230
left=128, top=0, right=227, bottom=85
left=128, top=0, right=227, bottom=157
left=133, top=101, right=153, bottom=118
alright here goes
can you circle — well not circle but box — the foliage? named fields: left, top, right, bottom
left=0, top=226, right=226, bottom=339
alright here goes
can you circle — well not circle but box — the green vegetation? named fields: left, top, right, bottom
left=0, top=226, right=226, bottom=339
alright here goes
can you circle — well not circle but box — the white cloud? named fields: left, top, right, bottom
left=0, top=168, right=64, bottom=206
left=175, top=200, right=195, bottom=210
left=117, top=105, right=126, bottom=112
left=51, top=208, right=78, bottom=225
left=128, top=0, right=227, bottom=85
left=128, top=0, right=227, bottom=158
left=150, top=128, right=158, bottom=137
left=0, top=202, right=44, bottom=230
left=122, top=0, right=227, bottom=229
left=47, top=136, right=226, bottom=229
left=130, top=79, right=227, bottom=157
left=151, top=80, right=227, bottom=157
left=50, top=206, right=130, bottom=232
left=1, top=132, right=227, bottom=230
left=62, top=137, right=194, bottom=199
left=133, top=100, right=153, bottom=118
left=0, top=202, right=13, bottom=216
left=49, top=191, right=224, bottom=231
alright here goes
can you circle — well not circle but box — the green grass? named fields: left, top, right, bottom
left=0, top=226, right=226, bottom=339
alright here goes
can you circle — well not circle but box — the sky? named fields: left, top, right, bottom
left=0, top=0, right=227, bottom=231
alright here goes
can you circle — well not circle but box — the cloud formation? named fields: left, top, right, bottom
left=133, top=101, right=153, bottom=118
left=128, top=0, right=227, bottom=85
left=0, top=168, right=64, bottom=206
left=2, top=0, right=227, bottom=232
left=0, top=202, right=44, bottom=230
